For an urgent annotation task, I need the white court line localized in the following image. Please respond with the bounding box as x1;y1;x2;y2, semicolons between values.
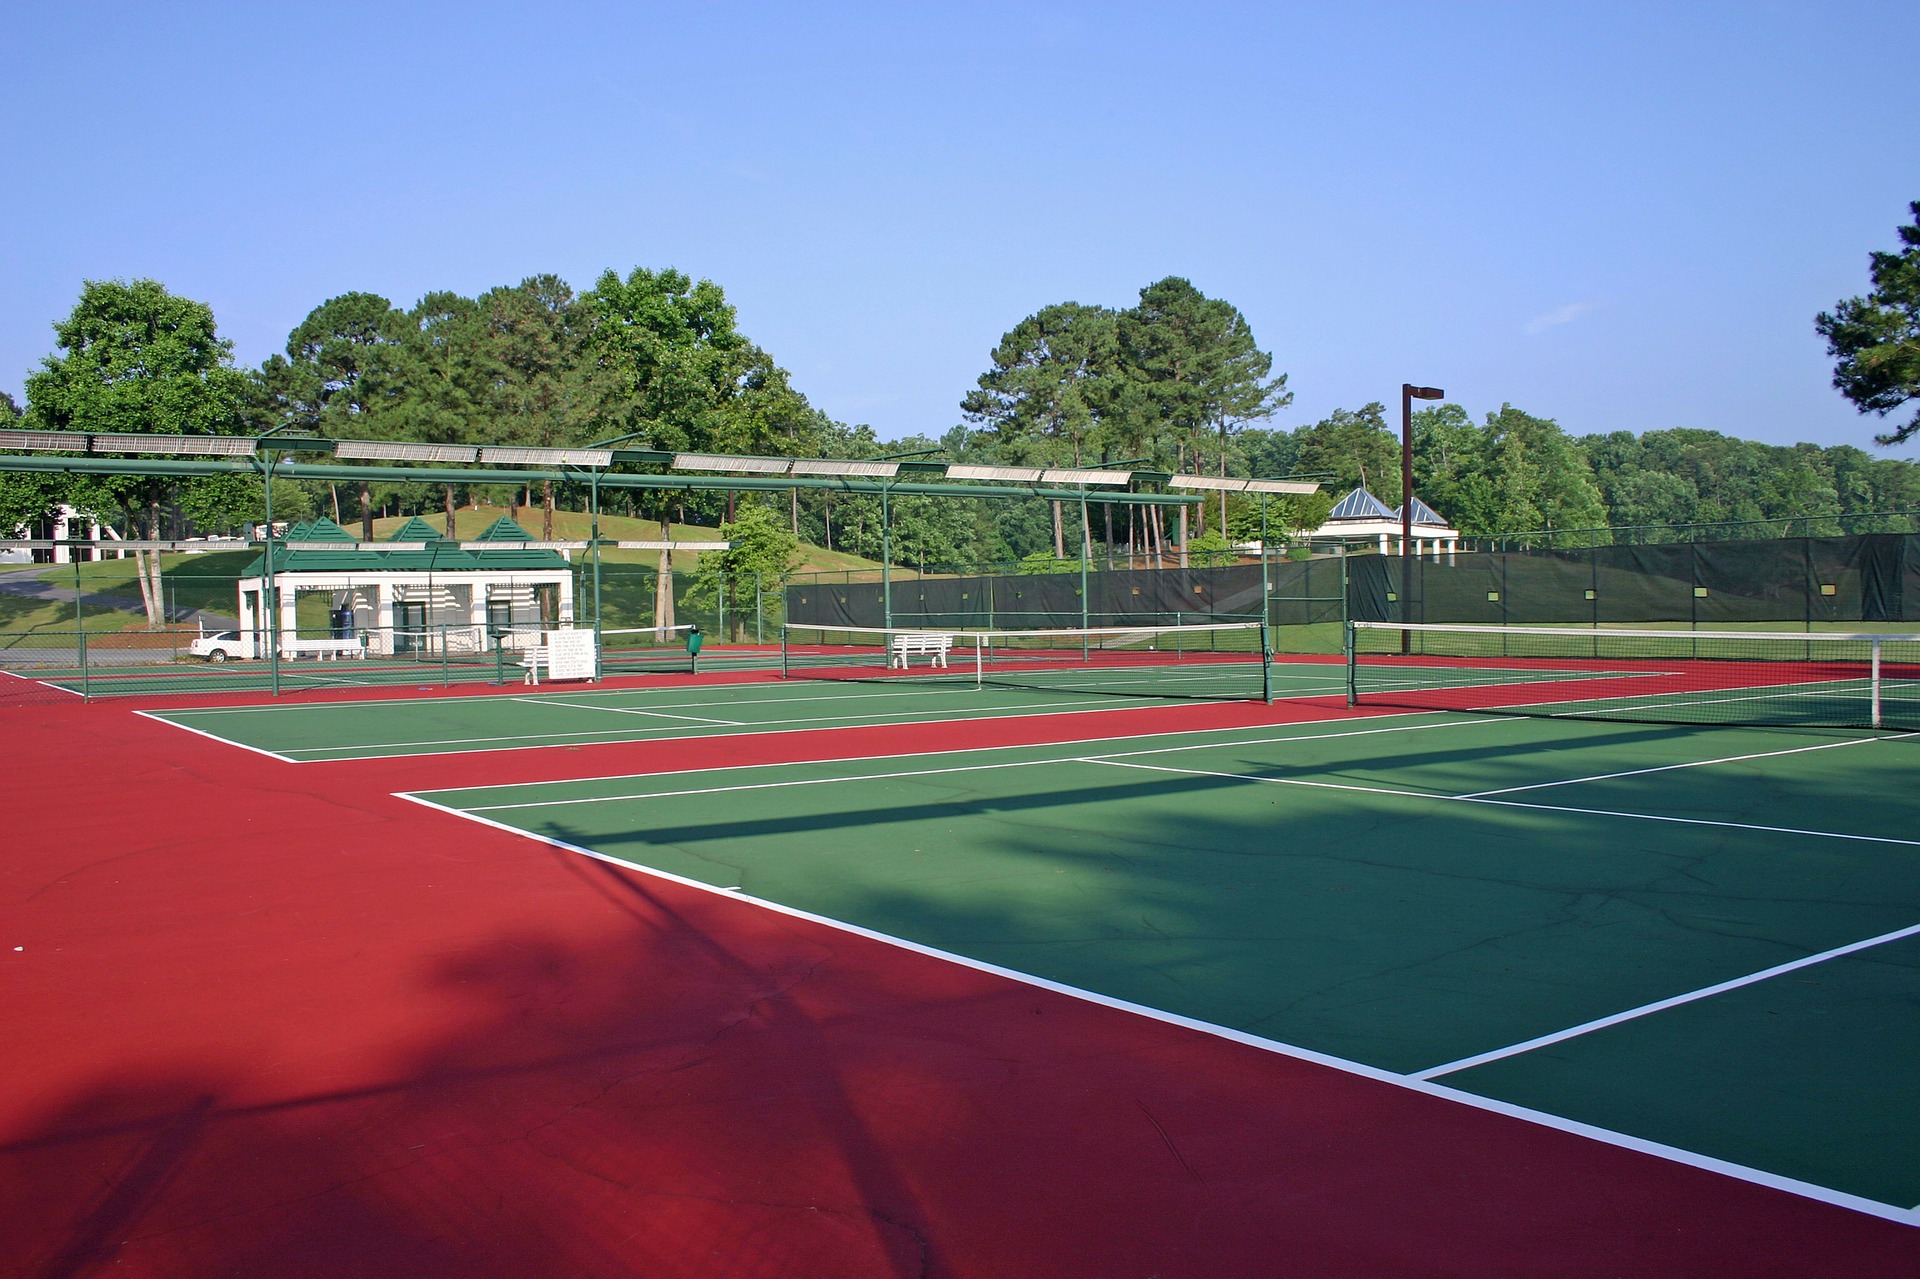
275;695;1187;759
454;716;1498;810
518;695;742;726
1081;758;1920;849
132;709;300;762
1411;919;1920;1081
466;755;1074;810
153;680;1003;718
0;667;85;698
395;787;1920;1227
1464;794;1920;848
1457;732;1914;797
1486;677;1888;720
1088;757;1439;802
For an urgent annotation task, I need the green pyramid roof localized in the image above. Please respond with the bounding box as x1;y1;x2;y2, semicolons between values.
286;517;354;543
470;515;538;542
239;511;569;576
387;516;444;542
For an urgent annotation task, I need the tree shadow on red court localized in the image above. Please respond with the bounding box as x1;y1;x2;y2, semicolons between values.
7;842;1920;1279
0;855;941;1278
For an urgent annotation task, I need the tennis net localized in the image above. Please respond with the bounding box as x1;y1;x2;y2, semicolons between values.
1348;622;1920;730
598;625;697;674
780;622;1272;701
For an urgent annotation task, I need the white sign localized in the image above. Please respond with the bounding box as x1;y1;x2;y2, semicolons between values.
544;628;597;682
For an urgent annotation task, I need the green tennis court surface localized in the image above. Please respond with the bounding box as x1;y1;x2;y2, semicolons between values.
410;714;1920;1218
140;659;1643;761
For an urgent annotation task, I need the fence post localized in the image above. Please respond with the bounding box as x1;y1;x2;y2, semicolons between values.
72;555;90;702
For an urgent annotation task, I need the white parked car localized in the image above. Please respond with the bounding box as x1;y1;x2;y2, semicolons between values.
188;630;253;662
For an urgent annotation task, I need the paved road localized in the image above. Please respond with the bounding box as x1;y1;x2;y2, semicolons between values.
0;565;238;628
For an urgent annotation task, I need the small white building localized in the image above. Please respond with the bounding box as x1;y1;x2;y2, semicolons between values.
233;516;576;657
5;504;128;563
1310;488;1461;559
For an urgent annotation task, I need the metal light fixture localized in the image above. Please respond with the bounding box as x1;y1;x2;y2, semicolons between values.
335;441;479;463
671;453;793;474
91;433;257;456
945;465;1045;482
478;447;614;467
1040;468;1133;486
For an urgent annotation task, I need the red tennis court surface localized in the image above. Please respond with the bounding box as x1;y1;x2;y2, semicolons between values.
5;692;1918;1277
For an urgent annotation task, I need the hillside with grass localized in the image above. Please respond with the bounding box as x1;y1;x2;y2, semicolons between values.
3;505;885;636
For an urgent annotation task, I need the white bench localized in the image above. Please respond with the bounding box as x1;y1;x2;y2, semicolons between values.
889;632;953;668
280;637;366;660
519;647;549;684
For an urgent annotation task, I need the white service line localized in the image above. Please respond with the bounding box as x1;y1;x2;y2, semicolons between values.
466;754;1072;810
1088;757;1439;802
1455;731;1912;797
1489;677;1881;719
151;677;990;717
1461;794;1920;848
1411;919;1920;1081
517;695;742;726
395;786;1920;1228
455;715;1495;809
278;694;1177;758
133;709;301;762
0;668;85;697
1081;757;1920;849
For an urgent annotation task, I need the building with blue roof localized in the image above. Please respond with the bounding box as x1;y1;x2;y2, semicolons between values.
1310;488;1461;558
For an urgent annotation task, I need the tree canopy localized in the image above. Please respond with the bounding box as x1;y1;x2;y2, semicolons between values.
1818;201;1920;445
21;278;254;621
12;266;1920;575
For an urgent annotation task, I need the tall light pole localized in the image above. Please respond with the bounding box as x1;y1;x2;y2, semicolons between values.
253;420;307;694
869;446;944;630
1401;384;1444;652
585;429;651;675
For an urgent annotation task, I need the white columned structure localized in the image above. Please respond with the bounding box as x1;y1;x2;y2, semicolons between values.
1312;489;1460;561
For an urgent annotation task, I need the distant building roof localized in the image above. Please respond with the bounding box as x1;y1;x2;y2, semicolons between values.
387;516;444;542
1325;488;1396;521
239;513;568;576
1394;496;1449;528
1311;487;1460;541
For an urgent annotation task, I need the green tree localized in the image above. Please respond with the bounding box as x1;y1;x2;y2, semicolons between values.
687;501;802;640
23;279;250;622
962;302;1120;557
1116;277;1290;545
0;391;61;533
578;267;759;630
1405;404;1607;543
1293;403;1399;504
389;289;486;537
1817;201;1920;445
470;277;593;538
1485;405;1609;541
176;474;313;534
280;291;410;537
1185;530;1238;567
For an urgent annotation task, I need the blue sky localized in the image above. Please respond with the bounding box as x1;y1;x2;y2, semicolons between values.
4;2;1916;454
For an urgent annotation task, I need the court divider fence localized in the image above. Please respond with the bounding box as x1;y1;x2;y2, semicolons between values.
8;531;1920;700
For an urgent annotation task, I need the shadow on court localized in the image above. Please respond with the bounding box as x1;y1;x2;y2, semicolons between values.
8;695;1920;1277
